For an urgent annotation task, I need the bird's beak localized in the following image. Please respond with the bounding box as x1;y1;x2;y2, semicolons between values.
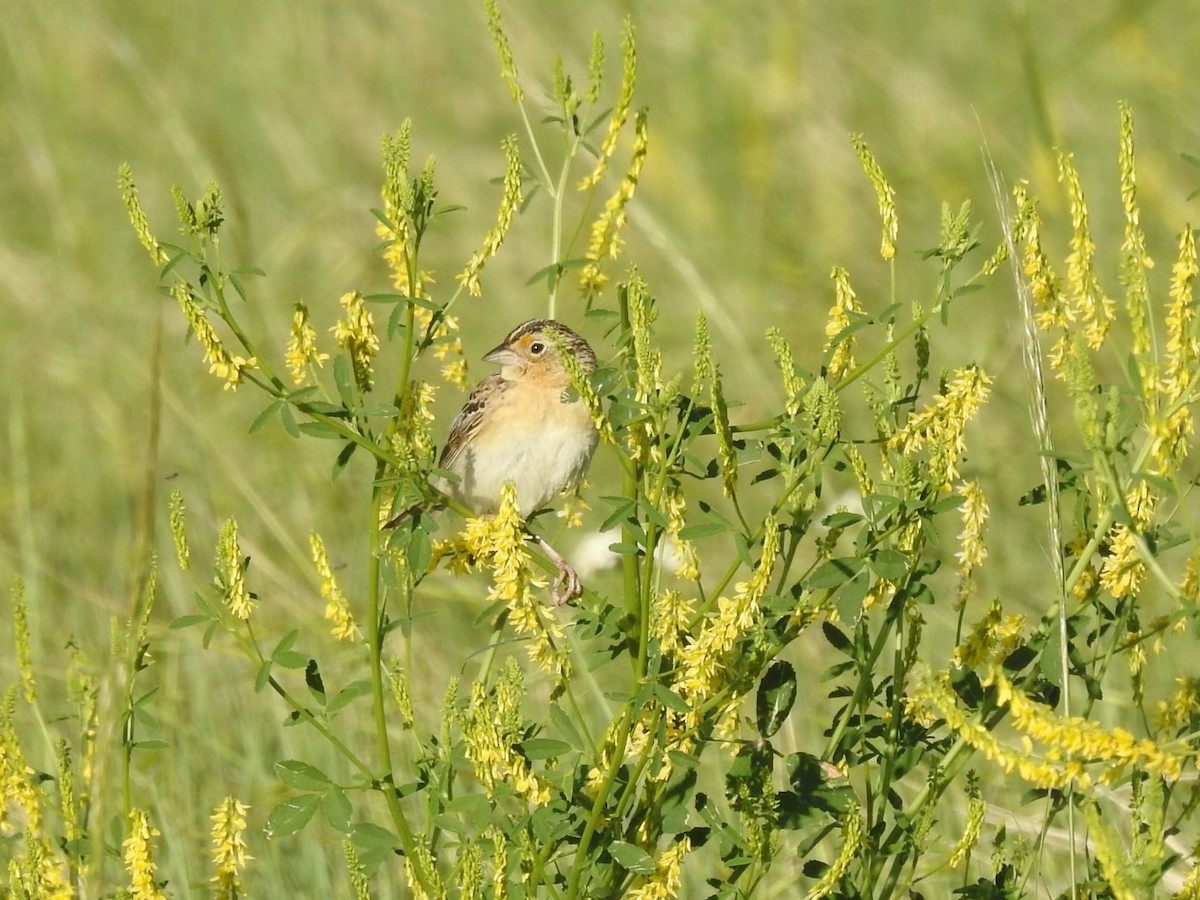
483;344;521;366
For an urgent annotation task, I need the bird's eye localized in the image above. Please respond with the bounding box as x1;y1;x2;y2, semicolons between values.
529;341;546;355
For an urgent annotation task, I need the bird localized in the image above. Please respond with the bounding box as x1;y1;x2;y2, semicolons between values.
433;318;599;603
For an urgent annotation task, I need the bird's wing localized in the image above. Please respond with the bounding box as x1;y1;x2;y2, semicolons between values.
438;374;509;469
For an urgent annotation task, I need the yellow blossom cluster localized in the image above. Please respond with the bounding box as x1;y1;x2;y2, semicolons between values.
285;302;330;385
123;809;166;900
332;291;380;392
580;109;649;297
459;135;522;298
447;483;566;678
887;365;993;492
673;519;779;729
216;517;254;620
851;135;898;261
309;533;357;641
952;600;1026;669
627;836;691;900
462;661;550;807
173;283;256;390
578;19;636;191
909;667;1185;792
211;796;252;898
824;266;863;382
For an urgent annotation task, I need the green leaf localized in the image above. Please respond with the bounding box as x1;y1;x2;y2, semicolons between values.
870;549;908;580
519;738;571;760
328;680;373;713
599;496;638;531
350;822;400;869
266;794;320;838
821;511;863;529
678;521;727;541
821;622;852;653
305;659;326;704
756;660;797;738
255;659;273;693
809;557;864;589
297;421;343;440
276;760;332;792
131;739;168;751
333;354;356;406
279;403;301;438
169;614;210;630
250;401;282;434
322;786;353;833
609;841;655;874
651;683;691;713
273;650;308;669
549;703;584;749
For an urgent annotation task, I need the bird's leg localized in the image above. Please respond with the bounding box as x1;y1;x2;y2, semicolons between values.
529;532;582;606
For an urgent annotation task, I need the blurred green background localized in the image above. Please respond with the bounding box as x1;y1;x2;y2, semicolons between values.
3;0;1200;892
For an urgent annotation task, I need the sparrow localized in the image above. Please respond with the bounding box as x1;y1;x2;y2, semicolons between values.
434;318;599;602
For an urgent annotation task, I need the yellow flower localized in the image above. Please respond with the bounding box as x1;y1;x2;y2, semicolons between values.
310;533;357;641
851;135;898;260
123;809;166;900
217;517;254;620
1099;525;1146;599
888;365;993;492
823;267;862;382
211;796;252;898
285;302;329;385
459;135;523;297
627;836;691;900
580;109;649;297
332;290;380;391
173;283;257;390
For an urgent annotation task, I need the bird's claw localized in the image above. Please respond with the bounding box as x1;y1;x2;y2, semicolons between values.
550;561;582;606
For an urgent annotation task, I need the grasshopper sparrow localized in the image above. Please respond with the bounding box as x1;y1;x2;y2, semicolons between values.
435;318;598;602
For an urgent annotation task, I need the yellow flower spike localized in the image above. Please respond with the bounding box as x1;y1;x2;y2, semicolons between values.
580;109;650;297
459;135;523;297
674;518;778;708
887;365;993;493
216;517;254;620
953;600;1026;669
211;796;252;899
118;164;166;265
168;489;189;571
10;577;34;703
1157;224;1199;469
766;327;805;419
628;836;691;900
332;290;380;392
172;283;256;390
1155;677;1200;733
309;533;357;641
0;689;41;835
123;809;166;900
1057;150;1117;350
691;311;713;392
285;303;330;385
851;135;898;260
483;0;522;103
1099;524;1146;599
711;365;737;498
1118;102;1154;360
954;480;990;607
824;266;863;382
804;802;864;900
579;18;637;191
948;773;985;869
